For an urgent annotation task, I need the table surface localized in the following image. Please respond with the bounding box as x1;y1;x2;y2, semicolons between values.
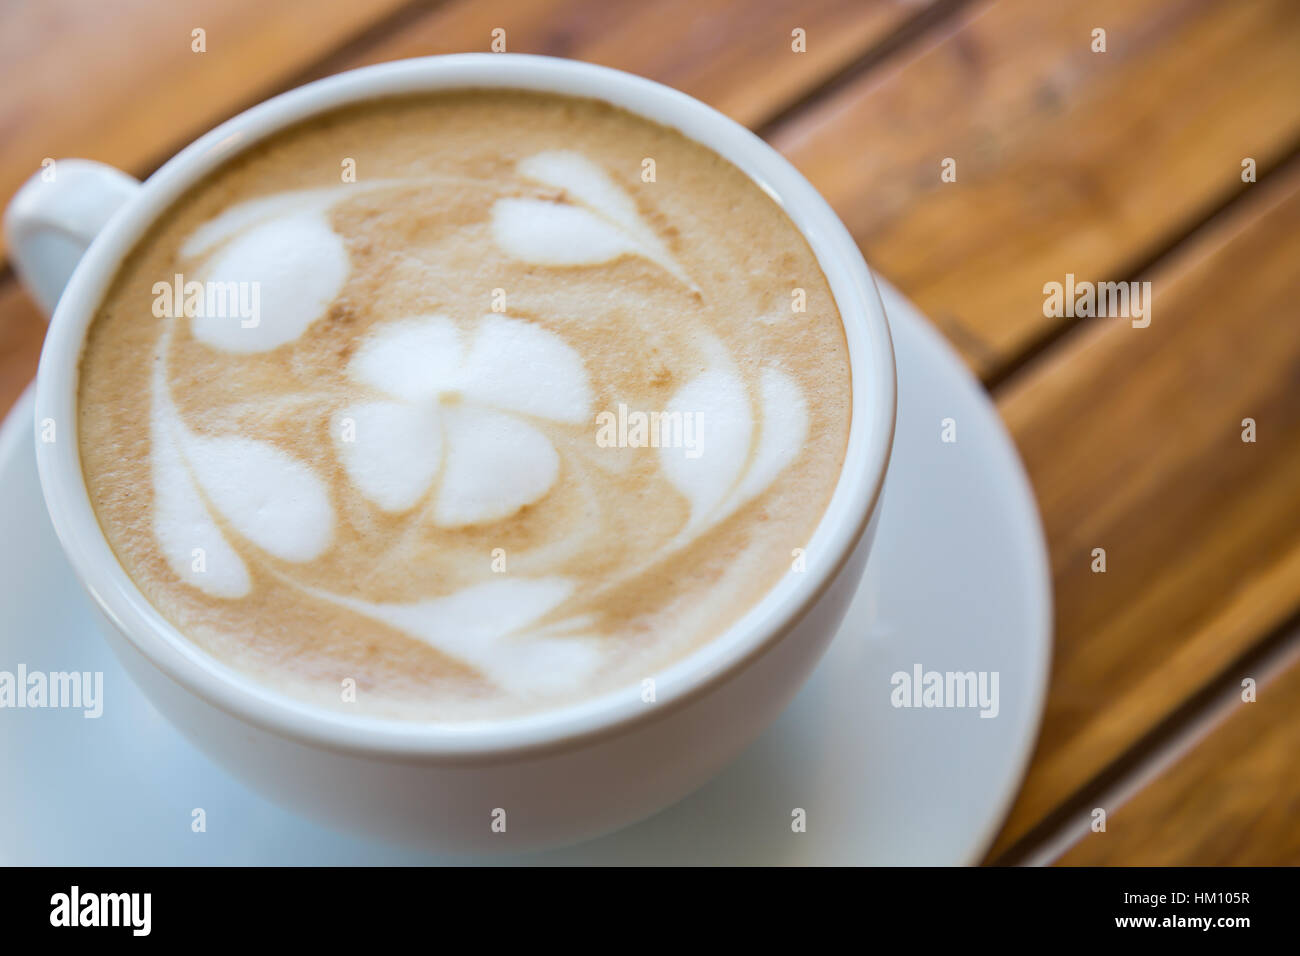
2;0;1297;865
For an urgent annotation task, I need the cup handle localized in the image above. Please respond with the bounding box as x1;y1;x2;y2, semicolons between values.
4;159;140;319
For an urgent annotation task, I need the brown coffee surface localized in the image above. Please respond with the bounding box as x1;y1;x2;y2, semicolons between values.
78;91;851;720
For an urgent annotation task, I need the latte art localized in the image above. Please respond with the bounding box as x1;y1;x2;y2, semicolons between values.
79;92;851;719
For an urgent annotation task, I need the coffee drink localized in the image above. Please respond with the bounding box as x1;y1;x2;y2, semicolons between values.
77;91;852;720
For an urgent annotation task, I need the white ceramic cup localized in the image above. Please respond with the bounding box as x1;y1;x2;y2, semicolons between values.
7;54;895;854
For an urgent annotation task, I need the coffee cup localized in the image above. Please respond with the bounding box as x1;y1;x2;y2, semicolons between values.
6;54;895;853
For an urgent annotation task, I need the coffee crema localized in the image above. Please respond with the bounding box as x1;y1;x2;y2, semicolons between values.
78;91;852;720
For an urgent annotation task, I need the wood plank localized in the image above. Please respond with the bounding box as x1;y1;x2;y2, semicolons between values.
1057;646;1300;864
316;0;934;129
0;282;44;419
768;0;1300;379
0;0;938;411
1;0;932;241
983;160;1300;860
6;1;1300;865
0;0;414;260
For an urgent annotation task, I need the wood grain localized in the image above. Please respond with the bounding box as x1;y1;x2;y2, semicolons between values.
768;0;1300;379
0;0;414;260
985;160;1300;860
0;0;935;402
0;282;44;418
0;0;932;244
313;0;937;129
2;0;1300;864
1057;646;1300;865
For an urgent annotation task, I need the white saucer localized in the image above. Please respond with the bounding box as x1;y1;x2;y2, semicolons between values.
0;281;1050;865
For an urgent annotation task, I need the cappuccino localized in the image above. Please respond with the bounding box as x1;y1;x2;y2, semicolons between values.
78;91;851;720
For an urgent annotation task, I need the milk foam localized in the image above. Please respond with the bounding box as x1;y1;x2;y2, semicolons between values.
150;377;252;599
192;212;348;353
335;314;591;523
80;93;849;719
150;331;335;595
304;577;601;695
147;152;812;695
492;150;692;285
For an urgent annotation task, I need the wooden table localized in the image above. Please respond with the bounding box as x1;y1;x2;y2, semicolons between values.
3;0;1297;865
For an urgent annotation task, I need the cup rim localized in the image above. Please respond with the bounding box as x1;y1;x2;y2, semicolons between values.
34;53;895;759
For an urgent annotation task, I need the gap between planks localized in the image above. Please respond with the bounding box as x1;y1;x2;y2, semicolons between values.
752;0;983;141
985;131;1300;395
997;614;1300;866
0;0;974;307
985;154;1300;864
